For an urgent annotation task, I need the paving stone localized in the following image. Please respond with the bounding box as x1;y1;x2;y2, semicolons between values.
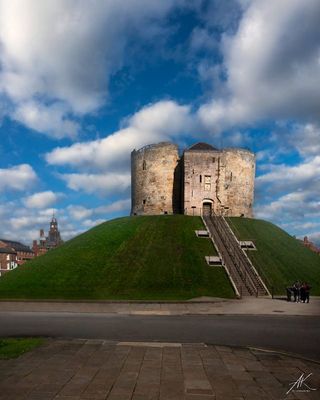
27;393;56;400
0;340;319;400
184;395;215;400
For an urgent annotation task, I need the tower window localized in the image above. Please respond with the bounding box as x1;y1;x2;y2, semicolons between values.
204;175;211;191
143;199;146;205
199;175;202;183
142;160;146;170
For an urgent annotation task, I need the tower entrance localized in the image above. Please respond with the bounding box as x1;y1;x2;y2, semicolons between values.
202;201;212;216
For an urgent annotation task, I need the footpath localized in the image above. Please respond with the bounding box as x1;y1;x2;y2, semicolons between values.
0;297;319;316
0;339;319;400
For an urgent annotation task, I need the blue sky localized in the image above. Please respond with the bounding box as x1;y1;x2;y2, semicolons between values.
0;0;320;245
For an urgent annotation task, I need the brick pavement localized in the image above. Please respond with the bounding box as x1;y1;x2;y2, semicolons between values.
0;339;319;400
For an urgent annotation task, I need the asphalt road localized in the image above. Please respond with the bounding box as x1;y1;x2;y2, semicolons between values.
0;312;319;360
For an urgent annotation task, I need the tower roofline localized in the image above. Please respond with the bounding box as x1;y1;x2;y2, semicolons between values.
184;142;219;152
132;142;177;154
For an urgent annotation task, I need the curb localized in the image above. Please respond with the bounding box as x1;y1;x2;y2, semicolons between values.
0;298;234;304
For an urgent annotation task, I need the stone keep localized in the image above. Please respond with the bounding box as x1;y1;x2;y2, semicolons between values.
131;142;180;215
131;142;255;217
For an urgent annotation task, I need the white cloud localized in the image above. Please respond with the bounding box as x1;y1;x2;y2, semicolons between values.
308;232;320;246
198;0;320;133
190;28;218;53
67;205;93;221
291;123;320;158
0;164;37;192
45;100;193;170
255;191;319;221
254;153;320;242
67;198;130;221
256;156;320;195
82;219;105;228
13;101;79;139
0;195;131;245
23;191;61;209
0;0;179;138
9;210;58;231
3;204;73;243
60;172;131;195
96;198;131;214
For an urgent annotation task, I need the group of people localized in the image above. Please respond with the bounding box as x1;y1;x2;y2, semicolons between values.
286;281;311;303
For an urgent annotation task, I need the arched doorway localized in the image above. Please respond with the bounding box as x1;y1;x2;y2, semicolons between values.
202;200;213;216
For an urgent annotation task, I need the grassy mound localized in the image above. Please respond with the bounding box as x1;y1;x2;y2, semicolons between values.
0;215;234;300
227;217;320;295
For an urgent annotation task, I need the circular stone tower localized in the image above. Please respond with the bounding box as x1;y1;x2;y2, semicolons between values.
223;148;255;217
131;142;180;215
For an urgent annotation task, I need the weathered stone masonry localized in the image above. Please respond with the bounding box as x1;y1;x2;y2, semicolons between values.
131;142;255;217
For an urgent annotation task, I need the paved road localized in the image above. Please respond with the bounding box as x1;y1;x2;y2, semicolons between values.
0;312;319;361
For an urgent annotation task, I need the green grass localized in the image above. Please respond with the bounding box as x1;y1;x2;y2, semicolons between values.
227;217;320;295
0;215;235;300
0;338;44;359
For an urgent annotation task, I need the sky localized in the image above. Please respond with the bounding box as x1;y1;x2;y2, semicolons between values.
0;0;320;246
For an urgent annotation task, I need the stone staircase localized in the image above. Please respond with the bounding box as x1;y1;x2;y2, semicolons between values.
203;215;270;297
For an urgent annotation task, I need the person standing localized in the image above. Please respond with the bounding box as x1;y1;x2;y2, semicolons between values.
292;281;300;302
300;283;306;303
286;286;293;302
304;282;311;303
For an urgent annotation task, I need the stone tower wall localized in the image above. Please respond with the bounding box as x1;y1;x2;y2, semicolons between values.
183;148;255;217
131;142;180;215
183;149;222;216
223;149;255;217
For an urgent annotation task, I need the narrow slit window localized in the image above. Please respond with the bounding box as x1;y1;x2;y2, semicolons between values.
200;175;202;183
142;160;146;170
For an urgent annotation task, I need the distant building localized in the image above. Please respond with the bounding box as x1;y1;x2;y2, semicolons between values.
0;247;17;277
33;216;63;256
0;239;34;276
301;236;320;255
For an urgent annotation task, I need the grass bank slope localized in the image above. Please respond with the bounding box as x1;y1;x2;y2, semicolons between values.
227;217;320;295
0;215;234;300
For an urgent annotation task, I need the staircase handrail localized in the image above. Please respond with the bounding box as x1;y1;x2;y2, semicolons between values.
209;215;259;295
223;217;271;296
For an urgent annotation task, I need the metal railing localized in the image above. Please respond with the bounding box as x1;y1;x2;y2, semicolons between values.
204;216;251;296
225;217;273;296
205;211;270;296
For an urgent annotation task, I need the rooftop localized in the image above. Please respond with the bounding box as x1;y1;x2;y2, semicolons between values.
0;239;33;253
0;246;17;254
185;142;218;152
